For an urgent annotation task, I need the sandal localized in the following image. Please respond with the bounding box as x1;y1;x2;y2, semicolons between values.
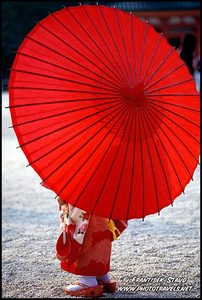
97;280;117;293
64;281;103;297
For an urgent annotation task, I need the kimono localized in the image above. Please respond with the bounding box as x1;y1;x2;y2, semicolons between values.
58;202;128;276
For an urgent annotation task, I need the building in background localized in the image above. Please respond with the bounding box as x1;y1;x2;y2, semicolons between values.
108;2;200;55
2;1;200;89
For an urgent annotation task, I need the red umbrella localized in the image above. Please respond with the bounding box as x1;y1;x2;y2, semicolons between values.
8;4;200;221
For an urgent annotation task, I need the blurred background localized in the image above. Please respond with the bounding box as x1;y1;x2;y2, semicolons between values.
2;1;200;91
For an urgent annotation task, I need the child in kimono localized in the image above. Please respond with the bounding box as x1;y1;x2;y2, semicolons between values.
57;196;128;297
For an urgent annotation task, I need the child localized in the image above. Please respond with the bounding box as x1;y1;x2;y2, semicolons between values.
57;196;128;297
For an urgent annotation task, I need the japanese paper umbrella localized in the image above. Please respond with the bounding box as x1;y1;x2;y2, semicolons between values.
8;4;200;221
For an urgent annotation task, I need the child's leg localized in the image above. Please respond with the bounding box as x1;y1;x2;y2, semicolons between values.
96;273;110;282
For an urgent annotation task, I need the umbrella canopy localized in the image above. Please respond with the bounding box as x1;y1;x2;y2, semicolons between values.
8;4;200;220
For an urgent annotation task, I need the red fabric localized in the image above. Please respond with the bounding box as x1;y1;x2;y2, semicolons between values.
61;215;112;276
9;5;200;220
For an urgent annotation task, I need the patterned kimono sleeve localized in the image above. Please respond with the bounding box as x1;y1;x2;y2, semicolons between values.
68;205;91;245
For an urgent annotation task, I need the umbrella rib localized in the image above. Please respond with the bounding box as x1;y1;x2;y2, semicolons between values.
130;12;137;84
150;105;198;180
147;101;199;128
141;33;162;83
57;106;130;204
80;6;127;84
114;7;133;87
125;110;137;220
147;103;199;165
148;93;199;97
8;85;118;95
139;108;160;214
88;110;133;217
144;63;185;92
147;101;199;143
150;103;198;176
146;97;200;112
29;102;127;169
138;21;148;83
145;78;194;94
49;11;125;88
144;48;175;88
143;107;185;194
42;101;129;187
24;35;120;90
108;108;134;221
141;106;173;205
11;98;123;128
14;51;120;91
7;96;121;109
97;5;131;86
5;96;120;109
36;21;123;89
147;101;199;144
16;100;125;148
73;109;127;212
10;68;119;94
137;109;145;221
65;6;127;87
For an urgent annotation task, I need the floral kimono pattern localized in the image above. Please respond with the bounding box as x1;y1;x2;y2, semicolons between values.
58;201;128;276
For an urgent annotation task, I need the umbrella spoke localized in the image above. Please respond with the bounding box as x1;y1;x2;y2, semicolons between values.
141;106;173;206
51;105;130;197
36;102;127;172
126;110;137;220
143;107;185;194
147;104;199;178
70;108;131;210
141;33;162;83
108;108;134;221
7;96;121;109
137;109;145;220
49;11;125;89
10;98;123;128
146;97;200;112
145;78;193;94
130;12;137;84
37;21;123;90
24;35;121;90
14;51;121;91
139;108;160;215
146;103;199;164
97;5;131;87
89;110;133;217
144;63;185;92
147;101;199;144
144;48;175;88
9;85;119;96
148;101;199;128
10;68;119;94
137;21;148;83
16;100;126;148
114;7;134;87
72;5;128;87
147;93;199;97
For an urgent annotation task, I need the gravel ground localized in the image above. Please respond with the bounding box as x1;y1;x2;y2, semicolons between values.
2;91;200;299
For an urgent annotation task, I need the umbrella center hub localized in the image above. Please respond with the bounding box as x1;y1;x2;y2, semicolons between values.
121;83;147;108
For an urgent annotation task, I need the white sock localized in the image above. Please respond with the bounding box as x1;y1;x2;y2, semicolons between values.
96;273;110;282
66;276;97;291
